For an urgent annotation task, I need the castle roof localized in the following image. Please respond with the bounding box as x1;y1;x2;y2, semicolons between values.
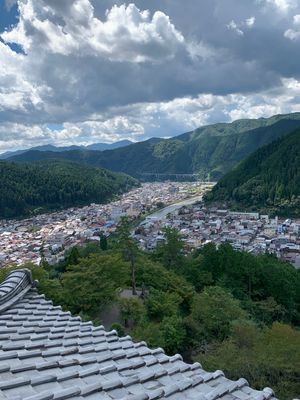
0;269;276;400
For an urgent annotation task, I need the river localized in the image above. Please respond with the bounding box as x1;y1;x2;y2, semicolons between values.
146;194;203;221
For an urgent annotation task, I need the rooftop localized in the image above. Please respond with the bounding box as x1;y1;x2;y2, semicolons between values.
0;269;276;400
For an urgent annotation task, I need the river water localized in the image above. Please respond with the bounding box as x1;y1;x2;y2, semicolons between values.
146;195;203;221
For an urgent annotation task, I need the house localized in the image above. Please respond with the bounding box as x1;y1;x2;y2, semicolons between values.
0;269;276;400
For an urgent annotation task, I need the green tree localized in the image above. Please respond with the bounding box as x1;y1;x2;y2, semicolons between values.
146;289;182;320
66;246;80;266
136;257;194;312
120;298;146;328
197;322;300;400
156;227;184;271
100;234;108;251
160;315;186;354
110;322;125;337
118;216;139;295
188;286;247;344
61;253;129;316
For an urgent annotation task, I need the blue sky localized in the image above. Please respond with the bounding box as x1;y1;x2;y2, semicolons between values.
0;0;300;152
0;2;18;32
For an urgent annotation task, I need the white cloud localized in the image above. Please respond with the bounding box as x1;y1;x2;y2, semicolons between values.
1;77;300;152
1;0;300;153
128;77;300;133
246;17;256;27
226;17;255;36
227;20;244;36
2;1;187;63
0;115;145;152
262;0;297;13
284;13;300;39
0;41;47;114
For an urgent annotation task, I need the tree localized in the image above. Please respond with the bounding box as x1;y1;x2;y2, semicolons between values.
118;216;139;295
61;253;129;316
110;322;125;337
120;298;146;328
100;234;108;251
146;289;182;320
188;286;247;343
135;257;195;312
196;323;300;400
66;246;80;266
156;227;184;271
160;315;186;354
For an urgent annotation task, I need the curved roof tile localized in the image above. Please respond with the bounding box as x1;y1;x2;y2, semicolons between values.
0;269;277;400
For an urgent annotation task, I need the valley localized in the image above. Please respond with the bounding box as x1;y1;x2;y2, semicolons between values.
7;113;300;180
0;182;210;267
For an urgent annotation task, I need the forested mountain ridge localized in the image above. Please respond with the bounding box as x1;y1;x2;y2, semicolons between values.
0;140;133;160
205;128;300;216
8;113;300;180
0;160;139;219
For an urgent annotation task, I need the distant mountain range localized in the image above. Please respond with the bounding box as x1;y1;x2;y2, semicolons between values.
0;159;138;219
0;140;133;160
205;128;300;216
7;113;300;181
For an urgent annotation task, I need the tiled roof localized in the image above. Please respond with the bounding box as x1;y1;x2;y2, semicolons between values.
0;269;276;400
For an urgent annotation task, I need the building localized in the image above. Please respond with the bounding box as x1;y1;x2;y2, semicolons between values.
0;269;276;400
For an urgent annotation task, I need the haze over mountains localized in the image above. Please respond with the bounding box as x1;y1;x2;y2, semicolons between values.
8;113;300;180
0;140;133;160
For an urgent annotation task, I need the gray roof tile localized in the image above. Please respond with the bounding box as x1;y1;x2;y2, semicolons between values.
0;269;277;400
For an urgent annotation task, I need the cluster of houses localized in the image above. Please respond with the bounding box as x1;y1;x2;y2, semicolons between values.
3;181;298;270
134;205;300;269
0;182;205;267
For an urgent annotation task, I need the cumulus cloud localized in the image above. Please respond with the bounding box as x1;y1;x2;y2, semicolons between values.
284;14;300;39
0;0;300;152
2;76;300;152
141;77;300;130
2;1;187;63
0;41;47;114
0;116;144;152
262;0;297;13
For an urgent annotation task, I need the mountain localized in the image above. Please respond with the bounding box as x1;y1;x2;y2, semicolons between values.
0;160;139;219
86;140;133;151
8;113;300;180
0;140;133;160
205;129;300;216
0;145;81;159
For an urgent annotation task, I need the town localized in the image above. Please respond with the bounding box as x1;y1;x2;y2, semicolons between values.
1;181;300;269
0;182;209;267
134;204;300;269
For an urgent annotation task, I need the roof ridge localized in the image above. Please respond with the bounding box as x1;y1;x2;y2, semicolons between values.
0;269;35;313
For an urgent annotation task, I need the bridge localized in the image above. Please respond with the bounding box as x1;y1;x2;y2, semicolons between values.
137;172;215;183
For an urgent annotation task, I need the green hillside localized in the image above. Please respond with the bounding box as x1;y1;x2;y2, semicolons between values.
205;129;300;216
9;113;300;180
0;160;139;219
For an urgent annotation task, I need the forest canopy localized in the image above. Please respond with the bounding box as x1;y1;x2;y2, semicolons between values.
1;226;300;399
0;160;139;219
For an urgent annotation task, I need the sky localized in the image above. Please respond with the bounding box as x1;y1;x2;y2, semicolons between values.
1;0;300;151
